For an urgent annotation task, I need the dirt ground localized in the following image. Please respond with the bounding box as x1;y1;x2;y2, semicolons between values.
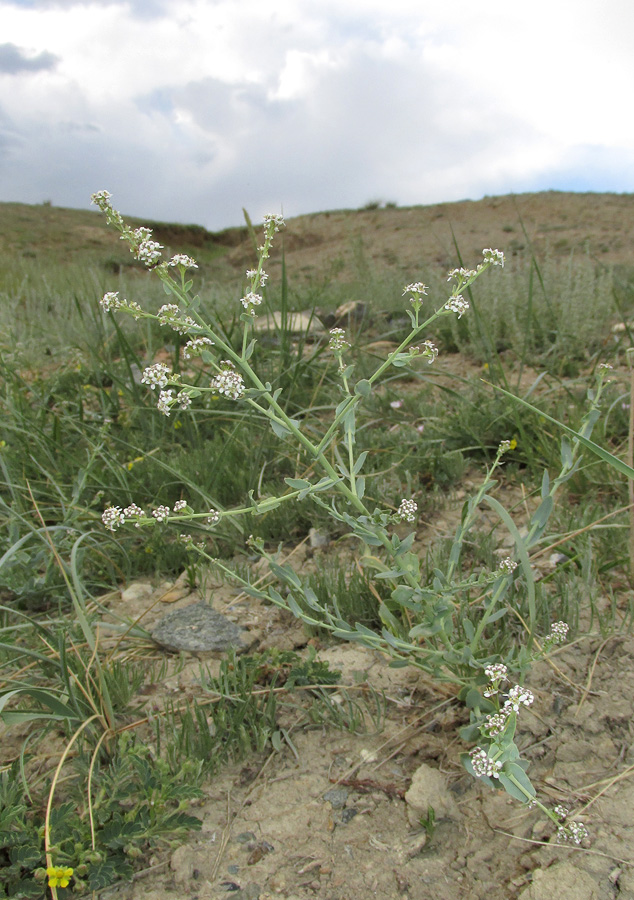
97;483;634;900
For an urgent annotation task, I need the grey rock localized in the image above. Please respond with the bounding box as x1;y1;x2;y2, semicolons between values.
150;602;249;655
323;787;348;809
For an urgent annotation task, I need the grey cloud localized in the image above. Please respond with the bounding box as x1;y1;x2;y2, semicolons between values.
0;43;59;74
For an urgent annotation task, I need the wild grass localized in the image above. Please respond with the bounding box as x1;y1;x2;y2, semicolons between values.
1;199;633;896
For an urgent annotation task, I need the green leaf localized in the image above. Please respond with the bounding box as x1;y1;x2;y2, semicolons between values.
482;494;536;635
352;451;368;475
270;419;292;439
491;384;634;480
498;762;536;802
284;477;312;492
354;379;372;398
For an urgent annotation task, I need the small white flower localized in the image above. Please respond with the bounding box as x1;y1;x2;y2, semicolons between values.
329;328;350;352
102;506;125;531
157;389;174;416
421;340;438;364
141;363;171;390
482;248;505;267
504;684;534;712
168;254;198;269
210;361;245;400
444;295;469;318
246;268;268;285
173;500;188;512
136;237;163;266
158;303;180;321
240;291;263;311
207;508;220;526
123;503;144;519
402;282;428;296
447;266;477;283
497;557;517;576
183;336;214;359
484;663;508;683
482;710;510;737
91;190;112;210
548;621;569;644
396;498;417;523
100;291;122;312
557;821;589;845
470;747;502;779
263;213;285;232
152;505;171;523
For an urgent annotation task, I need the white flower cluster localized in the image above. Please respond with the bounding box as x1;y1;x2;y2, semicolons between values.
444;295;469;318
210;361;245;400
101;291;122;312
482;248;505;267
505;684;534;712
91;189;112;210
469;747;503;779
102;506;126;531
403;282;428;296
183;336;214;359
496;557;517;576
263;213;285;233
131;226;163;267
548;621;569;643
156;389;191;417
420;340;438;364
328;328;350;352
207;508;220;526
554;808;589;845
141;363;170;391
482;712;509;737
484;663;508;683
396;498;418;523
157;304;197;334
447;266;478;283
152;505;171;523
99;292;142;317
246;268;269;285
168;254;198;269
102;503;145;530
173;500;188;512
240;291;263;315
541;620;570;653
258;214;285;258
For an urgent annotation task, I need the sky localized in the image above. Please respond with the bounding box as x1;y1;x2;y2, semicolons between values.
0;0;633;230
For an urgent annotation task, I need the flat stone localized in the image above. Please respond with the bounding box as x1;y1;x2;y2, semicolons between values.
150;602;249;655
257;310;324;334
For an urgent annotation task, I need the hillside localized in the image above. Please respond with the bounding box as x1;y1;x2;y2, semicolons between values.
1;191;633;285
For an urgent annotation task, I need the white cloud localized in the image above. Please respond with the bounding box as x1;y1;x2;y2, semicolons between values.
0;0;632;227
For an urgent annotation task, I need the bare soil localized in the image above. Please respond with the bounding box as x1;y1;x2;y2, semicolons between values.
97;482;634;900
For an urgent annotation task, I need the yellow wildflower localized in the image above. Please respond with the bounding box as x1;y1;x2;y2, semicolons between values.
46;866;73;889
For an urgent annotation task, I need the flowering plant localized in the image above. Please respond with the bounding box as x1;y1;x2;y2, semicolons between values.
92;190;597;842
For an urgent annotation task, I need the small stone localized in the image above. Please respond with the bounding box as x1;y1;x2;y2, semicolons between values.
121;581;153;603
308;527;330;549
236;832;257;844
404;763;460;827
340;807;359;824
323;787;348;809
150;602;249;655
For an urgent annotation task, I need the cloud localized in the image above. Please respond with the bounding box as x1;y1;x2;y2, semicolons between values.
0;42;58;74
0;0;632;227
